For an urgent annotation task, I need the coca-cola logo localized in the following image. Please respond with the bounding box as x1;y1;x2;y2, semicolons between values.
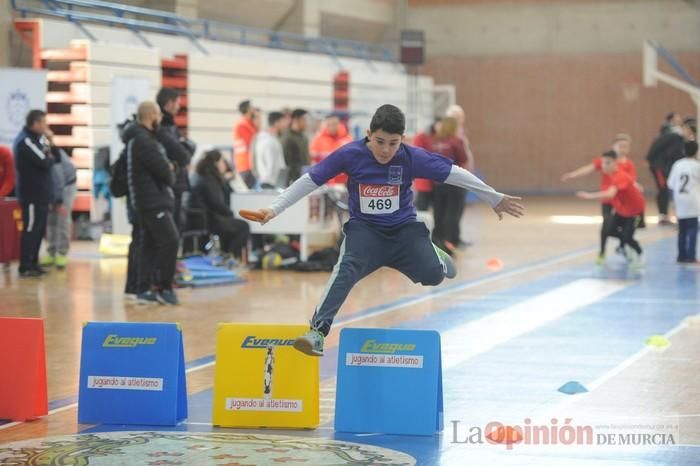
360;184;398;197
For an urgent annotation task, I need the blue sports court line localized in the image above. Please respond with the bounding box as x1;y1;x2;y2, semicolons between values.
2;241;599;427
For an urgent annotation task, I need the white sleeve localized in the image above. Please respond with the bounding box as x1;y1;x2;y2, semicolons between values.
269;173;320;215
444;165;504;207
276;140;287;169
256;140;273;182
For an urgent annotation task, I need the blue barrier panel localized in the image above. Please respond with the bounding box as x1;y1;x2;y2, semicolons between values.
78;322;187;425
335;328;443;435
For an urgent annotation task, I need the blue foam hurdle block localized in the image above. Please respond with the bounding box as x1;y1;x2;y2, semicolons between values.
558;380;589;395
186;276;245;287
78;322;187;425
335;328;443;436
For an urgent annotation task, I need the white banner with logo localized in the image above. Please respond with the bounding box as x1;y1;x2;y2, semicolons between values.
110;77;150;235
0;68;47;146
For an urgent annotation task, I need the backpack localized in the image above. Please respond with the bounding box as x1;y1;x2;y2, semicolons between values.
108;117;137;198
289;247;339;272
108;146;128;198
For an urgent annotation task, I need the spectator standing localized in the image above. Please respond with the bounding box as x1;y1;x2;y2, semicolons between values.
254;111;287;189
310;114;352;185
13;110;61;277
232;100;259;188
41;148;76;269
281;108;310;185
646;117;695;224
445;104;475;172
430;117;468;254
156;88;194;229
126;101;179;305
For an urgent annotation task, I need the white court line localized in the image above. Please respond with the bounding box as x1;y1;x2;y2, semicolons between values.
0;422;21;431
0;246;599;431
441;279;629;370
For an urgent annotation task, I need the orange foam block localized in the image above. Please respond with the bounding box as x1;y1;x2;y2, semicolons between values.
0;317;48;421
486;425;523;444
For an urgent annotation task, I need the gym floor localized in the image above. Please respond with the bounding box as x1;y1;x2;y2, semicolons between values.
1;197;699;465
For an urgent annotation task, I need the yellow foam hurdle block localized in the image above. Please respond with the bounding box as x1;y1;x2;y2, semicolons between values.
98;233;131;257
212;323;319;429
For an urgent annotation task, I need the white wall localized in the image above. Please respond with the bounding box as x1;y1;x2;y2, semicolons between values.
407;0;700;56
36;17;436;142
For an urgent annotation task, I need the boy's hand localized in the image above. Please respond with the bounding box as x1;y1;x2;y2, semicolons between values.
239;208;276;225
493;195;524;220
561;173;573;182
576;191;593;200
259;208;275;225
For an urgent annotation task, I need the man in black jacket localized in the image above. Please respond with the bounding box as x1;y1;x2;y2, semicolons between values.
12;110;61;277
281;108;310;186
126;101;179;305
646;117;696;224
156;88;194;230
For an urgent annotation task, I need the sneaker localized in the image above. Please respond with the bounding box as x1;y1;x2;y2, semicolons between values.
293;328;325;356
158;289;179;306
629;251;645;268
124;293;138;302
432;243;456;279
595;254;605;266
19;269;43;278
39;256;55;267
137;291;161;305
55;255;67;269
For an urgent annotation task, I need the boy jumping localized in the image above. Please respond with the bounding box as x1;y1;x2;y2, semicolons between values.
247;105;524;356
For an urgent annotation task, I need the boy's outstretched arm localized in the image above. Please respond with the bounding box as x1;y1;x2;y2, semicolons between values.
561;163;595;182
250;173;321;224
444;165;525;220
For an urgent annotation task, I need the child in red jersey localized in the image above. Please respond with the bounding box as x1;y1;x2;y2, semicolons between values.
562;134;640;257
576;150;646;267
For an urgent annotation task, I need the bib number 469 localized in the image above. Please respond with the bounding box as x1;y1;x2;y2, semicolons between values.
367;199;392;210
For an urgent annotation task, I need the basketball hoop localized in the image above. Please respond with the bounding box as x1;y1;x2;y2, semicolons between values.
621;77;641;103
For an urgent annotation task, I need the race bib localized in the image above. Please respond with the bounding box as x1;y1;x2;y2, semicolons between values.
359;184;400;215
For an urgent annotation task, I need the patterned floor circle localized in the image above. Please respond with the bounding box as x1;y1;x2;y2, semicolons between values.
0;431;416;465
